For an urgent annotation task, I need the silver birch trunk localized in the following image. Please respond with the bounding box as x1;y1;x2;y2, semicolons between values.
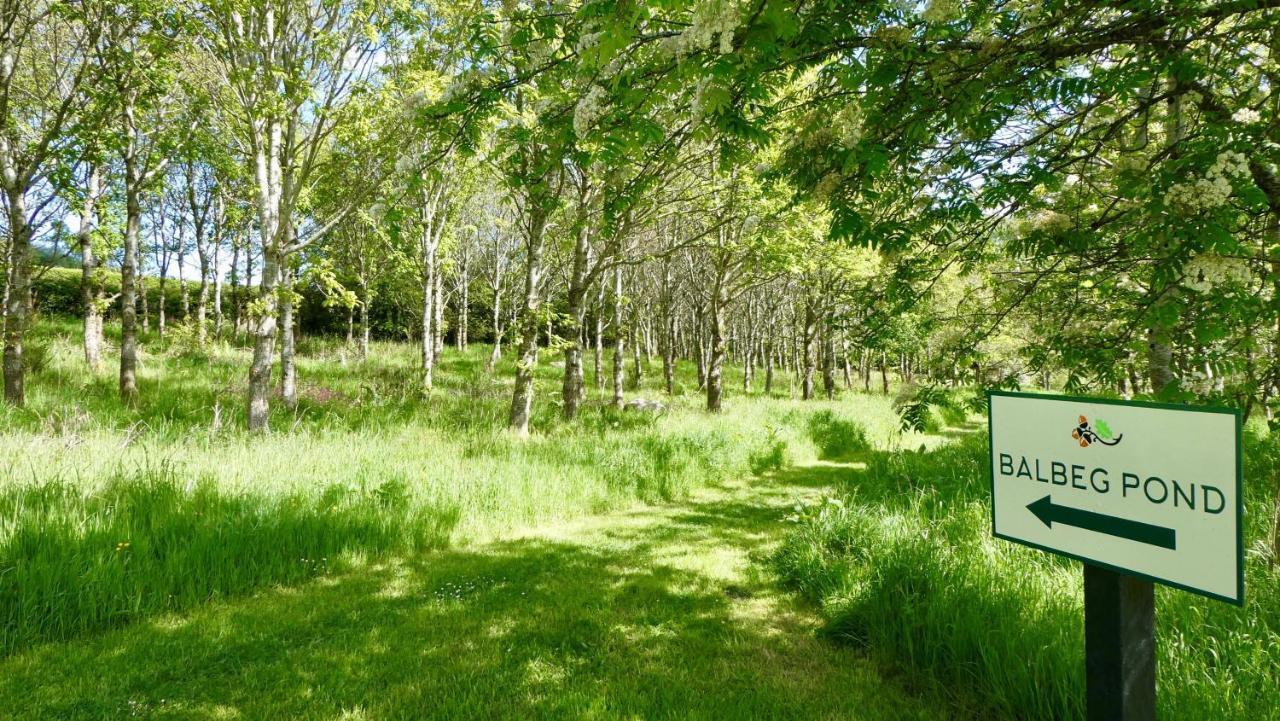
80;164;104;370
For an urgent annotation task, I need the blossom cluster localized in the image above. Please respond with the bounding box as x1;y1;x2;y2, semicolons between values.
665;0;740;58
1181;368;1223;397
1232;108;1261;124
922;0;961;23
690;76;716;123
1182;252;1252;293
1014;209;1072;237
1165;151;1250;213
835;105;864;150
573;85;609;138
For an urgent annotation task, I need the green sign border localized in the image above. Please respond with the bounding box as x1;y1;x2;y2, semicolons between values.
986;389;1244;606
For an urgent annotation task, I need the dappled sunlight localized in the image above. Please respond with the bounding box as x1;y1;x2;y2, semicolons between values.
0;468;950;721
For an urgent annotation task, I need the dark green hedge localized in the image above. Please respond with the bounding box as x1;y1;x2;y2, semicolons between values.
31;267;252;323
27;265;500;343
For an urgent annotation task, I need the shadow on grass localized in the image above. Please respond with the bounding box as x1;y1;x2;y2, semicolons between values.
0;473;460;657
1;519;943;720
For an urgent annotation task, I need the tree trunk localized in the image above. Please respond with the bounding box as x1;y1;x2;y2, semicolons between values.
243;241;254;338
137;240;150;335
433;262;445;364
80;164;104;371
611;266;625;407
157;275;167;340
662;311;676;396
212;236;222;338
593;281;605;390
508;201;549;437
822;322;836;400
764;341;774;394
421;243;436;392
227;240;240;340
279;265;297;409
706;289;727;413
561;228;591;420
1147;83;1185;397
880;351;889;395
841;337;853;389
457;253;469;351
359;280;371;359
630;310;643;391
177;247;189;320
247;246;281;432
801;300;816;400
489;281;503;368
695;318;707;390
119;167;143;403
195;255;210;347
2;189;30;405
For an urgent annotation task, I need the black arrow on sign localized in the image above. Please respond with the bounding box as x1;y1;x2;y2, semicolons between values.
1027;495;1177;550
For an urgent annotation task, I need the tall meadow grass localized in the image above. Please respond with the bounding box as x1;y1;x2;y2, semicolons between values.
774;430;1280;720
0;318;857;655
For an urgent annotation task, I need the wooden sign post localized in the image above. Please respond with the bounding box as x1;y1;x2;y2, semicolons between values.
988;391;1242;719
1084;566;1154;721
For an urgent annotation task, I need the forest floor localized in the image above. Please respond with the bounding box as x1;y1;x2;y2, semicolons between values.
0;463;954;721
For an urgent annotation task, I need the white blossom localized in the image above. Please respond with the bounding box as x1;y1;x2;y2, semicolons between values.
575;31;601;55
1017;210;1072;236
669;0;740;58
1231;108;1261;124
1182;253;1252;293
1165;151;1250;213
922;0;960;23
573;85;608;139
835;106;863;149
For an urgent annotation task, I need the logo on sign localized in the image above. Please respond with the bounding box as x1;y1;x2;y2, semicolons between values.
1072;415;1122;448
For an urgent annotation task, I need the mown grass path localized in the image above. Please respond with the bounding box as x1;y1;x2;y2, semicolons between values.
1;469;950;720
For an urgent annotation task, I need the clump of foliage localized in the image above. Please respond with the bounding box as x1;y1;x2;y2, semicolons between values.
893;385;979;433
774;435;1280;720
806;410;871;460
748;426;790;475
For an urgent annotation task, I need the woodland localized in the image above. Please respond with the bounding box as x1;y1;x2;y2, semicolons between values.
2;1;1280;719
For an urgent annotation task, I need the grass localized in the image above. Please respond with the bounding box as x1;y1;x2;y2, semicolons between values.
0;317;921;661
772;428;1280;720
0;474;960;721
10;315;1278;719
0;316;952;718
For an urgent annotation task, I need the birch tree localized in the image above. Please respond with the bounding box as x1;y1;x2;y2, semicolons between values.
0;0;102;404
203;0;383;430
94;0;184;402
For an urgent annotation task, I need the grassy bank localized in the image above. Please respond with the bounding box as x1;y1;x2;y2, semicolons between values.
773;428;1280;720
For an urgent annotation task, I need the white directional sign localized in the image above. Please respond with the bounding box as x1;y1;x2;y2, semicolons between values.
988;391;1242;604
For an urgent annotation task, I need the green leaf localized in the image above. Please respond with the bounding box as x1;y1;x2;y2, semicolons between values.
1095;419;1112;440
